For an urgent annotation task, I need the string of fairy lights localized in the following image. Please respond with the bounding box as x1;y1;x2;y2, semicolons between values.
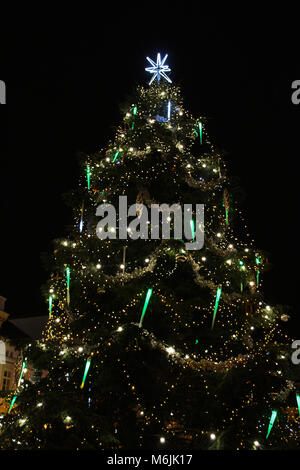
2;73;299;450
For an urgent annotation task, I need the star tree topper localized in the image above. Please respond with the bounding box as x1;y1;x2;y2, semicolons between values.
145;53;172;85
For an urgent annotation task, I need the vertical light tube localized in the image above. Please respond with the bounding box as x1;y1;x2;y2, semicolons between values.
139;288;153;328
18;361;26;387
211;287;222;329
49;295;53;318
198;122;203;144
167;100;171;121
266;410;277;439
86;165;91;190
80;358;92;389
66;267;70;306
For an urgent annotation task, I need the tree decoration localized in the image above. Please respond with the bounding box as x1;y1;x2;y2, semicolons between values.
112;151;120;163
211;286;222;329
79;201;84;233
167;100;171;121
255;255;261;287
223;188;230;226
122;246;127;273
80;358;92;389
86;165;91;190
198;121;203;145
280;314;290;322
8;395;18;414
66;266;70;306
138;288;153;328
266;410;278;439
48;295;53;318
145;53;172;85
176;253;187;262
190;218;195;241
17;361;27;387
296;393;300;416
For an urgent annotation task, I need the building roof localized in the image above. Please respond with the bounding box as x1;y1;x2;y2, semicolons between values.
0;295;48;340
8;316;48;340
0;319;31;339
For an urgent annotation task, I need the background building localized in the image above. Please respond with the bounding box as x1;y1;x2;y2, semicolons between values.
0;295;48;414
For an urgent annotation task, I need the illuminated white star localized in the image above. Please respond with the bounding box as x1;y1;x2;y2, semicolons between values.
145;53;172;85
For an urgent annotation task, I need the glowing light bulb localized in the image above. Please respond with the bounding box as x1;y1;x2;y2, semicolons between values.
166;346;175;355
210;433;216;440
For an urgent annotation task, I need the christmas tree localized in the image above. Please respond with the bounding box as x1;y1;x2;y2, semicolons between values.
0;53;299;451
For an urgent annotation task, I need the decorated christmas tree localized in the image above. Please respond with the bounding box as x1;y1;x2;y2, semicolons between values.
0;54;299;451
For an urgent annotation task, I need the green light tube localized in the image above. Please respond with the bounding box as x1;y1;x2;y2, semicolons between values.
66;267;70;305
266;410;277;439
80;358;92;389
18;361;26;387
190;219;195;240
211;287;222;329
66;267;70;289
225;208;229;225
8;395;18;414
112;151;120;163
139;288;153;328
86;165;91;189
255;257;261;286
49;295;53;318
133;106;137;115
198;122;203;144
296;393;300;416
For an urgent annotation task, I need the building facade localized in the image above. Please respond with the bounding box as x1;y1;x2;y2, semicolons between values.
0;295;48;414
0;296;20;413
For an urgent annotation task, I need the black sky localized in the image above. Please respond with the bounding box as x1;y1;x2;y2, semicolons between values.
0;15;299;331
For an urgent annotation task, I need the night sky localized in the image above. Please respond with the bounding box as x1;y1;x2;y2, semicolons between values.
0;16;299;333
